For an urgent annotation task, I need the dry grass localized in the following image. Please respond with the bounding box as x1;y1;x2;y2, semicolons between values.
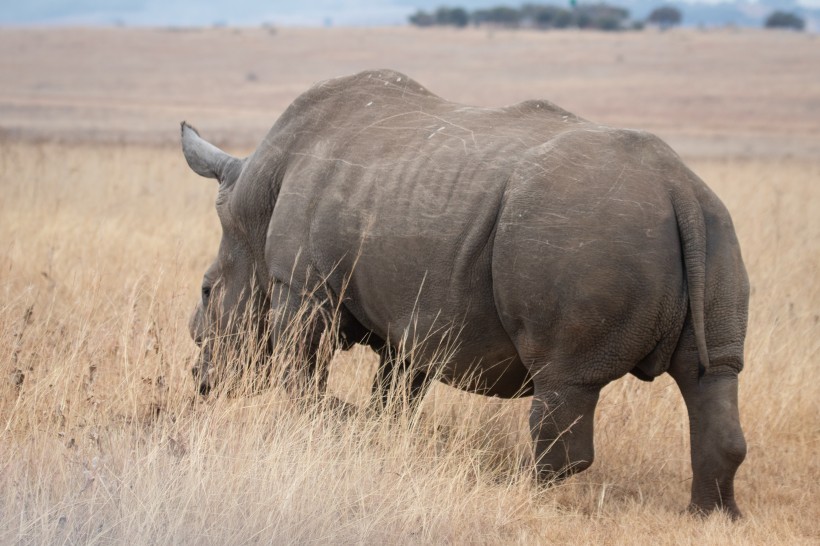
1;138;818;543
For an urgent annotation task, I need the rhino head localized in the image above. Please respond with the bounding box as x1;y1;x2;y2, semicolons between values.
181;122;269;395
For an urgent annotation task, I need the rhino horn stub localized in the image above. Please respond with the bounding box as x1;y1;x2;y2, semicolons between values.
180;121;240;184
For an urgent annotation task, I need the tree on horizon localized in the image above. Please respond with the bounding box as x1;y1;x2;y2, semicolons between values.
764;10;805;30
648;5;683;29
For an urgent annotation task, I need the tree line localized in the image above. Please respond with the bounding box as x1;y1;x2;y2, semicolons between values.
409;4;637;31
409;3;807;31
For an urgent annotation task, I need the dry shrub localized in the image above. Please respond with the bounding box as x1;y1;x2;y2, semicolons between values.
1;142;818;543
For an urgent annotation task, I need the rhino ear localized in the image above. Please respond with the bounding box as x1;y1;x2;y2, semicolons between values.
180;121;240;183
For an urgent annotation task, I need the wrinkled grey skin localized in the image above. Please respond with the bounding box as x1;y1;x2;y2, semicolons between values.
183;70;749;518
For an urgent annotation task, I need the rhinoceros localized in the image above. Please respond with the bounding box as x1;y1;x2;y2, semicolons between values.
182;69;749;518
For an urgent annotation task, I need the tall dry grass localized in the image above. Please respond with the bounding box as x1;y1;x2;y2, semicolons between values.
1;141;818;543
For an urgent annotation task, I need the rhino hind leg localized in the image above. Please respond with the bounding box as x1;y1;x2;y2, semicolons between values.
528;379;601;482
669;352;746;519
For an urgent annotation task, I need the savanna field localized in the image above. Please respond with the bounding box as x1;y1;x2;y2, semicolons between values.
1;28;818;543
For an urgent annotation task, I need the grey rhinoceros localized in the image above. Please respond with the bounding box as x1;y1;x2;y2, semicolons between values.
182;69;749;518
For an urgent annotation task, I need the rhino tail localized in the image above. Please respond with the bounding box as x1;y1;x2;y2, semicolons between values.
671;185;710;377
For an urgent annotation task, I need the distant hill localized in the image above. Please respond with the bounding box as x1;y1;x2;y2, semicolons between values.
2;0;818;30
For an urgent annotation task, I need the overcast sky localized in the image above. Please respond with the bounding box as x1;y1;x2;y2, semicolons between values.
2;0;818;26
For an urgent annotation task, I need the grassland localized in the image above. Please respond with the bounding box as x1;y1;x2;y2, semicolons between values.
1;27;818;544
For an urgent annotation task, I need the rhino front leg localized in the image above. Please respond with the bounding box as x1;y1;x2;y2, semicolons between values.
529;382;600;482
268;281;333;397
671;366;746;519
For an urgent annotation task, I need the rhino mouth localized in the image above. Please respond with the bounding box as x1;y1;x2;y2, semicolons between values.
192;346;212;396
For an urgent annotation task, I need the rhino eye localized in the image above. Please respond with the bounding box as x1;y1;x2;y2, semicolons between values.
201;285;212;302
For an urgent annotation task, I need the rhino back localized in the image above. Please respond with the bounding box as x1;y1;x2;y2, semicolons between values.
266;69;585;285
